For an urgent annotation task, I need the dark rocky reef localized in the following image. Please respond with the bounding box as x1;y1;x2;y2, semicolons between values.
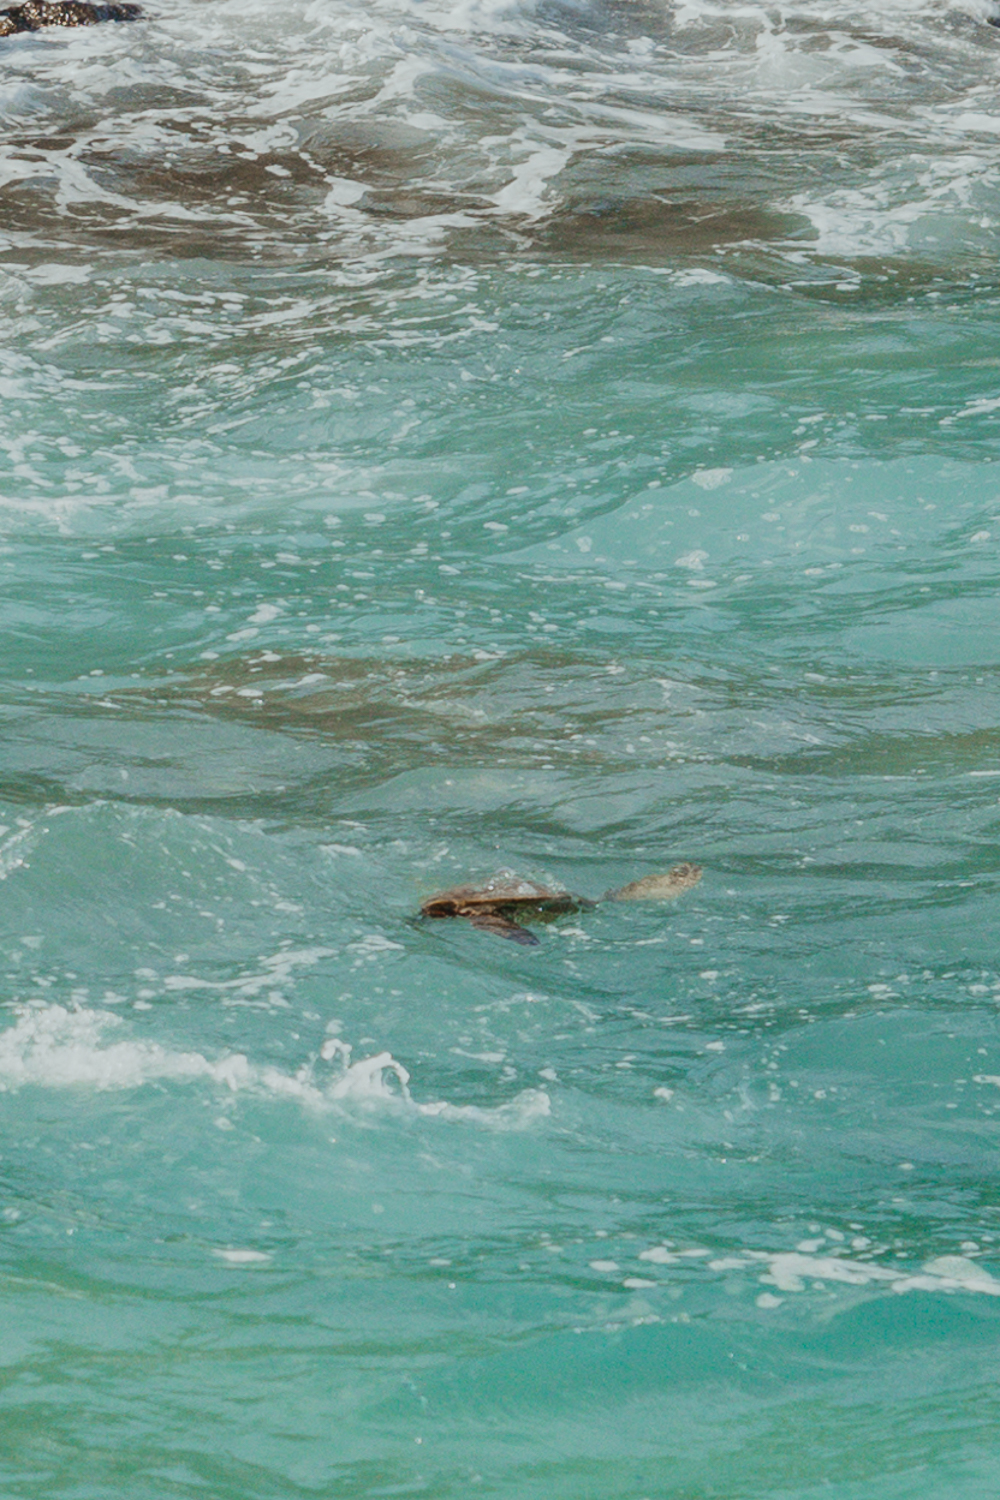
0;0;140;35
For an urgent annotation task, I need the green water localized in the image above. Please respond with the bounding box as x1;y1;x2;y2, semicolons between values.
4;0;1000;1494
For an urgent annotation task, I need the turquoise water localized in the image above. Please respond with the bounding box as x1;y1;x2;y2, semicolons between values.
5;1;1000;1495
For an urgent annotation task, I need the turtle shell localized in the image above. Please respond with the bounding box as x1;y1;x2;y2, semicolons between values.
419;872;591;944
420;873;583;919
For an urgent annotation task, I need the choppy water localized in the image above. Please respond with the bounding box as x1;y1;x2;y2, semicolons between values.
4;1;1000;1495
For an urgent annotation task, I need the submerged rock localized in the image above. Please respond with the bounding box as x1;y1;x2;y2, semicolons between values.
0;0;141;35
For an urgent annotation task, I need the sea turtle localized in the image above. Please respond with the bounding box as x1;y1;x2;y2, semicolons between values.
419;863;702;946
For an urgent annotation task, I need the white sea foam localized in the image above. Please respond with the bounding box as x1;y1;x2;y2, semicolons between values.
212;1247;272;1265
628;1240;1000;1303
161;946;338;1004
0;822;37;882
744;1248;1000;1299
0;1002;549;1129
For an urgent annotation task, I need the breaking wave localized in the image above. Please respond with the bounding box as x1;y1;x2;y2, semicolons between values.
0;1000;551;1128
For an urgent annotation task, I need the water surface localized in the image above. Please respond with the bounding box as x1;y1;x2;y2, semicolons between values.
3;1;1000;1495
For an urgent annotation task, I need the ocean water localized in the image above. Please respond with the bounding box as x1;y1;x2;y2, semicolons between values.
4;0;1000;1494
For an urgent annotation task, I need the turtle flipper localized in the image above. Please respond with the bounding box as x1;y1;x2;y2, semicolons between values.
468;912;540;945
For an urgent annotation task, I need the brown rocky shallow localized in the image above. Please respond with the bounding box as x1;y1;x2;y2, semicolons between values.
0;0;140;35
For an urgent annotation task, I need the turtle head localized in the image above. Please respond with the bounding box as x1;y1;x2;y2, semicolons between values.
604;864;702;901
